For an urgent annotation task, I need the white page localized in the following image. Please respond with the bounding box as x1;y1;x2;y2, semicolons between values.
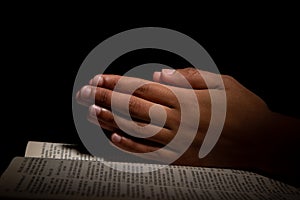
0;157;299;200
25;141;104;161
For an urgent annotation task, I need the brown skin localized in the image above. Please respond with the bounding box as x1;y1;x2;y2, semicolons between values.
76;67;300;186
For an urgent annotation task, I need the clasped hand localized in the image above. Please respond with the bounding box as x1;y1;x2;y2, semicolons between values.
76;68;272;170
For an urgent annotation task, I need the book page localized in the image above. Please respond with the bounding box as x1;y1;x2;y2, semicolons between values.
0;157;299;200
25;141;104;161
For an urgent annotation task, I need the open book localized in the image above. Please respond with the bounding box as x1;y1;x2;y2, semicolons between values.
0;141;299;200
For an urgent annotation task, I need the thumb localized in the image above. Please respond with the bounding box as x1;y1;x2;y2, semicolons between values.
153;67;222;89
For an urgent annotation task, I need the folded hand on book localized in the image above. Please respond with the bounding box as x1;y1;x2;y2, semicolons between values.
76;67;300;185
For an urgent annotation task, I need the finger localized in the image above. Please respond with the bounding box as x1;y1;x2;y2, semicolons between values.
88;105;116;127
76;86;93;106
110;133;178;162
154;68;224;89
88;105;174;145
78;85;178;129
89;74;177;107
87;112;118;132
88;114;170;161
111;133;158;153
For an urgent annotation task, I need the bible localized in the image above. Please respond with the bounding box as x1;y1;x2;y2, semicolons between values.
0;141;299;199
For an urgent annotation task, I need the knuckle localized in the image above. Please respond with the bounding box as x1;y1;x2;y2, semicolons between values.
103;75;120;90
222;75;237;87
128;97;141;116
222;75;235;82
99;89;110;105
184;67;195;72
101;90;108;103
189;68;200;76
103;112;115;124
181;67;199;76
177;67;193;75
135;122;147;134
110;75;121;89
135;83;150;95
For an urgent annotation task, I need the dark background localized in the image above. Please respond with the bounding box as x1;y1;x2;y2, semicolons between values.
1;8;299;176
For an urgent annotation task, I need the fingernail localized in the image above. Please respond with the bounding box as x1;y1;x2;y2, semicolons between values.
80;86;91;99
90;105;101;116
162;69;175;75
93;75;103;86
111;133;122;143
153;71;161;82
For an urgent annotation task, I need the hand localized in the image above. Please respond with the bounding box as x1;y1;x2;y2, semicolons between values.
76;68;300;185
77;68;270;166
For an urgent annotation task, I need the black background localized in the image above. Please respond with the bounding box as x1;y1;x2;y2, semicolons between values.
1;6;299;176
